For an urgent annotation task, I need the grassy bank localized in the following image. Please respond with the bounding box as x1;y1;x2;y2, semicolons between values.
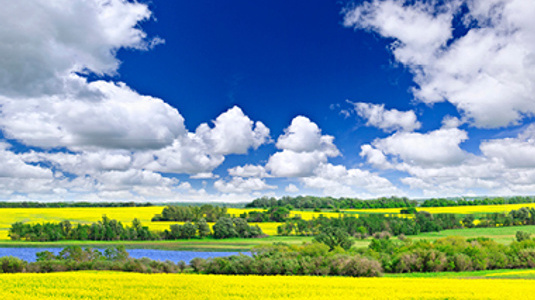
0;236;315;251
412;225;535;244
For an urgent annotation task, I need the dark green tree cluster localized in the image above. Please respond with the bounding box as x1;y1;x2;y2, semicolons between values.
212;217;264;239
162;219;212;239
421;196;535;207
238;206;293;222
363;235;535;273
9;216;157;241
246;196;416;210
151;204;227;222
278;208;535;238
10;215;262;242
190;242;382;277
276;213;456;237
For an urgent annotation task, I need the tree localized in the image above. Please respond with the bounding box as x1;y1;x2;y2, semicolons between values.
314;226;353;251
212;217;238;239
196;218;211;238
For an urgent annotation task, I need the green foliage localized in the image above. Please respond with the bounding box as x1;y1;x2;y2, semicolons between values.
247;195;417;210
421;196;535;207
212;217;263;239
152;204;227;222
516;230;531;242
314;226;354;251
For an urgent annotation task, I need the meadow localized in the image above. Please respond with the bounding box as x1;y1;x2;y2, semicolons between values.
0;271;534;299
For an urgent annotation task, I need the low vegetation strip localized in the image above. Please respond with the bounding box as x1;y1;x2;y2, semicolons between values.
0;272;533;300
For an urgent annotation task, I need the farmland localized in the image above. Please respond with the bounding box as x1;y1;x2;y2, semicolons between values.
0;271;534;300
2;204;535;250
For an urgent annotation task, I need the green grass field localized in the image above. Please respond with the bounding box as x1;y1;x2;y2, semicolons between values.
385;268;535;279
412;225;535;244
0;236;316;251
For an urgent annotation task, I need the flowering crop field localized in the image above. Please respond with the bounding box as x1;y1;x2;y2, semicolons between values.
1;203;532;240
0;207;281;240
0;271;534;299
0;207;347;240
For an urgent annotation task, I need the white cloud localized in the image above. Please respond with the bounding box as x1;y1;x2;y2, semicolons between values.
301;163;400;198
285;184;299;193
266;116;339;177
480;124;535;168
275;116;338;155
361;123;535;197
0;80;186;150
344;0;535;128
195;106;270;155
362;128;469;167
352;102;421;132
214;177;276;194
0;0;156;98
228;164;269;178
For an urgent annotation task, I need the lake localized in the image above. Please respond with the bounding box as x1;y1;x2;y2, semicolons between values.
0;247;249;263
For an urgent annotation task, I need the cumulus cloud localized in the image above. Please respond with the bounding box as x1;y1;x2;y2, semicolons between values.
364;127;469;167
0;81;186;150
0;1;273;200
195;106;270;155
0;0;156;98
344;0;535;128
361;123;535;196
228;164;270;178
352;102;421;132
285;184;299;193
266;116;339;177
213;177;276;194
300;163;400;198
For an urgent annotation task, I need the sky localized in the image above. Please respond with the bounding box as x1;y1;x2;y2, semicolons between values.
1;0;535;202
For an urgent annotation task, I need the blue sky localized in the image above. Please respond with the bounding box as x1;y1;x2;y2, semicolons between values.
1;0;535;202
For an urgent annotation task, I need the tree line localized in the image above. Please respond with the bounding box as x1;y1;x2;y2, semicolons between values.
151;204;228;222
0;201;154;208
9;216;263;241
421;196;535;207
276;207;535;238
246;196;417;210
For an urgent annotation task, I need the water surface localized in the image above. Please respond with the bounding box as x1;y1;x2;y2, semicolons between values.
0;247;248;263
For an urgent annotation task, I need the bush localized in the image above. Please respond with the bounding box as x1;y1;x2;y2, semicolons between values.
0;256;26;273
516;231;531;242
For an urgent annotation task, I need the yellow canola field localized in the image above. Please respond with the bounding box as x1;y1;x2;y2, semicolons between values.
0;271;533;300
344;203;535;215
0;207;283;240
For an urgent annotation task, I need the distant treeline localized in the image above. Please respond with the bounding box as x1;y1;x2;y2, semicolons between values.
246;196;417;210
276;207;535;237
152;205;228;222
246;195;535;210
152;204;296;223
421;196;535;207
0;202;247;209
0;201;154;208
9;216;263;242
